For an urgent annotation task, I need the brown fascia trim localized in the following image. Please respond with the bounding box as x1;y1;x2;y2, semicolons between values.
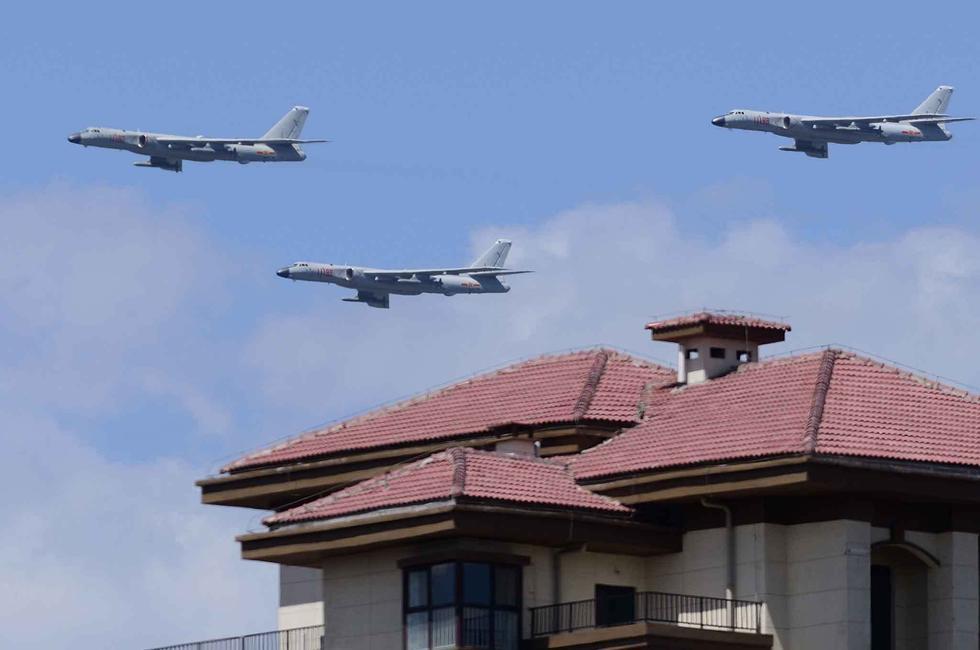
579;456;811;492
397;547;532;568
238;500;680;566
809;454;980;483
198;423;627;509
586;454;980;507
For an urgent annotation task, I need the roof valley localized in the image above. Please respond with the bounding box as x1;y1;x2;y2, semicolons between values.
802;349;838;454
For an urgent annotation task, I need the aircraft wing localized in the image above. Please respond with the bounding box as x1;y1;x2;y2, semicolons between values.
156;137;329;147
467;270;534;277
800;114;947;127
367;266;510;279
905;116;975;125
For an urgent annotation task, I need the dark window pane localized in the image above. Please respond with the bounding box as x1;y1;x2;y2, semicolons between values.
595;585;635;626
710;347;726;359
408;569;428;608
871;565;892;650
406;612;429;650
431;563;456;607
493;610;519;650
463;562;491;605
462;607;490;648
431;606;457;649
494;566;519;606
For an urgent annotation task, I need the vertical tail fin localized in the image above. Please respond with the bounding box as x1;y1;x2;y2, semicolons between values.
912;86;954;115
262;106;309;139
470;239;511;268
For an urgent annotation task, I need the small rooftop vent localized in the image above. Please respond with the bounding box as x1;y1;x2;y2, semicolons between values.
646;312;791;385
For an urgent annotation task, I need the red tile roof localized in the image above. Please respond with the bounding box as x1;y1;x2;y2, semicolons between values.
570;349;980;480
226;350;674;472
265;447;630;526
645;312;791;334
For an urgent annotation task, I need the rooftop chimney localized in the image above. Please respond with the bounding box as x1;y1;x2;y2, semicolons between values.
646;312;790;385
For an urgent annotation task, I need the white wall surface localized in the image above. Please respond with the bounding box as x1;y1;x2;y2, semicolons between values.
279;565;324;629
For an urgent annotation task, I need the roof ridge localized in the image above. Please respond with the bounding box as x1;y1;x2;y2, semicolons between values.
262;451;445;525
572;350;610;419
802;349;838;453
449;447;467;497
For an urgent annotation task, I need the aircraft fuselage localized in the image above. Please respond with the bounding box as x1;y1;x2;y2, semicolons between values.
712;110;951;145
67;127;306;164
277;262;509;296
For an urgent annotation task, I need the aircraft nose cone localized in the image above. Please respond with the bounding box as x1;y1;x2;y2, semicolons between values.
711;116;726;127
276;267;290;279
68;132;81;144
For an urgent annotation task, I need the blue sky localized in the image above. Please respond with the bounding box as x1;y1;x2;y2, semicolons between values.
2;2;979;648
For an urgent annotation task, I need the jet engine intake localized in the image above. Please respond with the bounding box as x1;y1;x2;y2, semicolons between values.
137;134;148;148
871;122;922;142
781;115;802;130
345;268;355;281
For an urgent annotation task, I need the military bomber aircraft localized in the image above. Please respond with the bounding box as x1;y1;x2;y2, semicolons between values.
67;106;326;172
712;86;973;158
276;239;531;309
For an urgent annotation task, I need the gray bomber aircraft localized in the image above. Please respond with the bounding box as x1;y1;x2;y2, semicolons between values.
276;239;531;309
67;106;326;172
712;86;973;158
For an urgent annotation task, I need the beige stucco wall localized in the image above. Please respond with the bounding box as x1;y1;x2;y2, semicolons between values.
305;522;977;650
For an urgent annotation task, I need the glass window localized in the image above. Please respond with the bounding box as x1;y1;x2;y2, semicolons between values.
404;561;521;649
463;563;491;605
406;612;429;650
430;563;456;607
494;566;519;606
432;606;457;649
710;347;726;359
408;570;428;608
462;607;490;647
493;611;518;650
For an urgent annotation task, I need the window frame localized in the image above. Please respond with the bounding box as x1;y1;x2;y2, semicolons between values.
403;560;523;650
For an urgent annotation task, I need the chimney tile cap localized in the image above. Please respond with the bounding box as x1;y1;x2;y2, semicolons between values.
646;311;791;344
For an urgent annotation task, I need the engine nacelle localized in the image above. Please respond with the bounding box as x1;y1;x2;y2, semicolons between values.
433;274;482;294
231;144;278;162
871;122;922;142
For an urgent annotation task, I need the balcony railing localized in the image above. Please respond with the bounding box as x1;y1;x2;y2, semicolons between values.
529;591;762;637
145;625;324;650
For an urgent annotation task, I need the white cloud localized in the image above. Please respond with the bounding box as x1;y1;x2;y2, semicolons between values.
0;186;274;650
244;199;980;429
0;411;274;649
